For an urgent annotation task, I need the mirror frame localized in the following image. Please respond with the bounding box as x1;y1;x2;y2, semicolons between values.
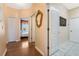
36;10;43;28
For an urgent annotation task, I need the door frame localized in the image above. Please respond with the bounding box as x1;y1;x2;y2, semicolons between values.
19;14;36;43
47;8;49;56
47;7;59;56
19;17;31;42
29;11;37;43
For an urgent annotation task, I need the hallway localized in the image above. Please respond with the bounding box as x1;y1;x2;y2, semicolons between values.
6;38;42;56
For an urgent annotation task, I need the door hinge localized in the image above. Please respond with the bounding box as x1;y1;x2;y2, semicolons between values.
47;46;49;49
47;9;49;12
47;28;50;31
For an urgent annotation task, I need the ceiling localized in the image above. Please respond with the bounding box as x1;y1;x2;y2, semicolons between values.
63;3;79;10
7;3;79;10
7;3;32;9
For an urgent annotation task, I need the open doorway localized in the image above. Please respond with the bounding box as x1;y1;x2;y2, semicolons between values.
20;18;29;43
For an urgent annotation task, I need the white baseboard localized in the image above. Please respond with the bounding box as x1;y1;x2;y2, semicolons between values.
3;48;7;56
35;46;44;56
16;39;20;42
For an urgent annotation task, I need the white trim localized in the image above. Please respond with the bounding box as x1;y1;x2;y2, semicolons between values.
49;7;59;13
35;46;44;56
2;48;7;56
16;39;20;42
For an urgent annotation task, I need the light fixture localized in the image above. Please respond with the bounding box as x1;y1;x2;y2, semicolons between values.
7;3;32;9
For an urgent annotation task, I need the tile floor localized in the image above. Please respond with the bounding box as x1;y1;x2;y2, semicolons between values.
53;41;79;56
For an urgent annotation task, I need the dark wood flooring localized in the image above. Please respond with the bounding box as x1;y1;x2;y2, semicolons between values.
6;38;42;56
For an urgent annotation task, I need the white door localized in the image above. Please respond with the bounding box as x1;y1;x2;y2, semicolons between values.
7;17;17;42
70;18;79;43
49;9;59;55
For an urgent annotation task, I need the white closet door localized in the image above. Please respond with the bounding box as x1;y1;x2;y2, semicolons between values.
7;17;17;42
70;18;79;43
49;9;59;55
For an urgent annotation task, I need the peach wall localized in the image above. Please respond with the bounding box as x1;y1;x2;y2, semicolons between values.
0;3;37;55
3;4;20;42
13;3;47;56
2;3;47;55
33;4;47;55
0;4;7;55
17;3;47;55
3;4;36;42
19;4;35;18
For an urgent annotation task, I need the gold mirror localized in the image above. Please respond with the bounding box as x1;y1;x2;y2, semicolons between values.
36;10;43;28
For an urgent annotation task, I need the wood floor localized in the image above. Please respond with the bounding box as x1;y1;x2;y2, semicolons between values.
6;38;42;56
